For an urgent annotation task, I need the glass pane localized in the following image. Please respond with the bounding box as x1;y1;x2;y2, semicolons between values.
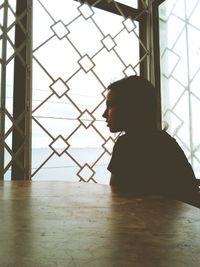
32;0;143;183
0;0;17;180
116;0;138;9
159;0;200;178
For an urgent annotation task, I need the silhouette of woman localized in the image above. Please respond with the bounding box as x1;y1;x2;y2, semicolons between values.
102;75;199;205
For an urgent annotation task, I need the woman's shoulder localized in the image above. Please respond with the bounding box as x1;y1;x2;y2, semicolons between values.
155;130;180;148
154;131;188;162
114;130;179;150
155;130;174;141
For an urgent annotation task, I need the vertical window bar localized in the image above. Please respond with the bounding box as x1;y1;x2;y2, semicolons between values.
11;0;32;180
152;0;163;130
139;0;162;130
25;0;33;180
138;0;149;79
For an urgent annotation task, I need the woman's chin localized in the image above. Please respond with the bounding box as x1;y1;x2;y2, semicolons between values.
109;127;122;133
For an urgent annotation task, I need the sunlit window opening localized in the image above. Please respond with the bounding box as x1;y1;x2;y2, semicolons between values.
159;0;200;178
31;1;140;184
1;0;199;181
1;0;143;182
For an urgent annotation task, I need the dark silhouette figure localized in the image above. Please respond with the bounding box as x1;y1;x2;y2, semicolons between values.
102;75;199;206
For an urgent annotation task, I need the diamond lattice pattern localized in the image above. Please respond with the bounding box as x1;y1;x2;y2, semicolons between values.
159;0;200;177
29;0;148;183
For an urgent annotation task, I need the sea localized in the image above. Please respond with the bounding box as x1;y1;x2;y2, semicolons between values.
4;147;111;184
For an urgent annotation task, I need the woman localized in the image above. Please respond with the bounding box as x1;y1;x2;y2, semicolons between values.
102;75;199;205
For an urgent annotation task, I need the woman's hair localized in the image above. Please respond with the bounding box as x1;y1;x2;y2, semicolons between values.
108;75;158;132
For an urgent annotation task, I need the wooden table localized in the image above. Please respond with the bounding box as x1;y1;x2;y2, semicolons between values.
0;181;200;267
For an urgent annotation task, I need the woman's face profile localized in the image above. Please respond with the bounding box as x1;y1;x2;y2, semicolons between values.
102;90;125;133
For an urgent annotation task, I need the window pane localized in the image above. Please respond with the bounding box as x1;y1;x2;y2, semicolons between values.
32;0;142;183
159;0;200;177
0;0;17;180
115;0;138;9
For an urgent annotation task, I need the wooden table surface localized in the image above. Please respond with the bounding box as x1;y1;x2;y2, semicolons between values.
0;181;200;267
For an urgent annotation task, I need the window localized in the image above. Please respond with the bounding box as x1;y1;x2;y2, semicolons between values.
0;0;159;181
159;0;200;178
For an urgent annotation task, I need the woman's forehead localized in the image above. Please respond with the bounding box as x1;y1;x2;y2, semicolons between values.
106;89;113;100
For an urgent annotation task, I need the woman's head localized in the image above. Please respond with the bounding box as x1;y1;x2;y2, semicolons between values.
102;75;158;133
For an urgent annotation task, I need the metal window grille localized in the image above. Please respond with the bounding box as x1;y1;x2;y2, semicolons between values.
159;0;200;178
0;0;161;181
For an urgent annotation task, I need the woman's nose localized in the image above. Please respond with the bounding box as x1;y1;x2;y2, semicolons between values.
102;109;107;118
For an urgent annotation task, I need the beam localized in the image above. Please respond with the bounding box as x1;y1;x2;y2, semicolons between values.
12;0;32;180
73;0;146;21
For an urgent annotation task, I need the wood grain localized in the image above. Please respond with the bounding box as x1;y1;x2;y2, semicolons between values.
0;181;200;267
